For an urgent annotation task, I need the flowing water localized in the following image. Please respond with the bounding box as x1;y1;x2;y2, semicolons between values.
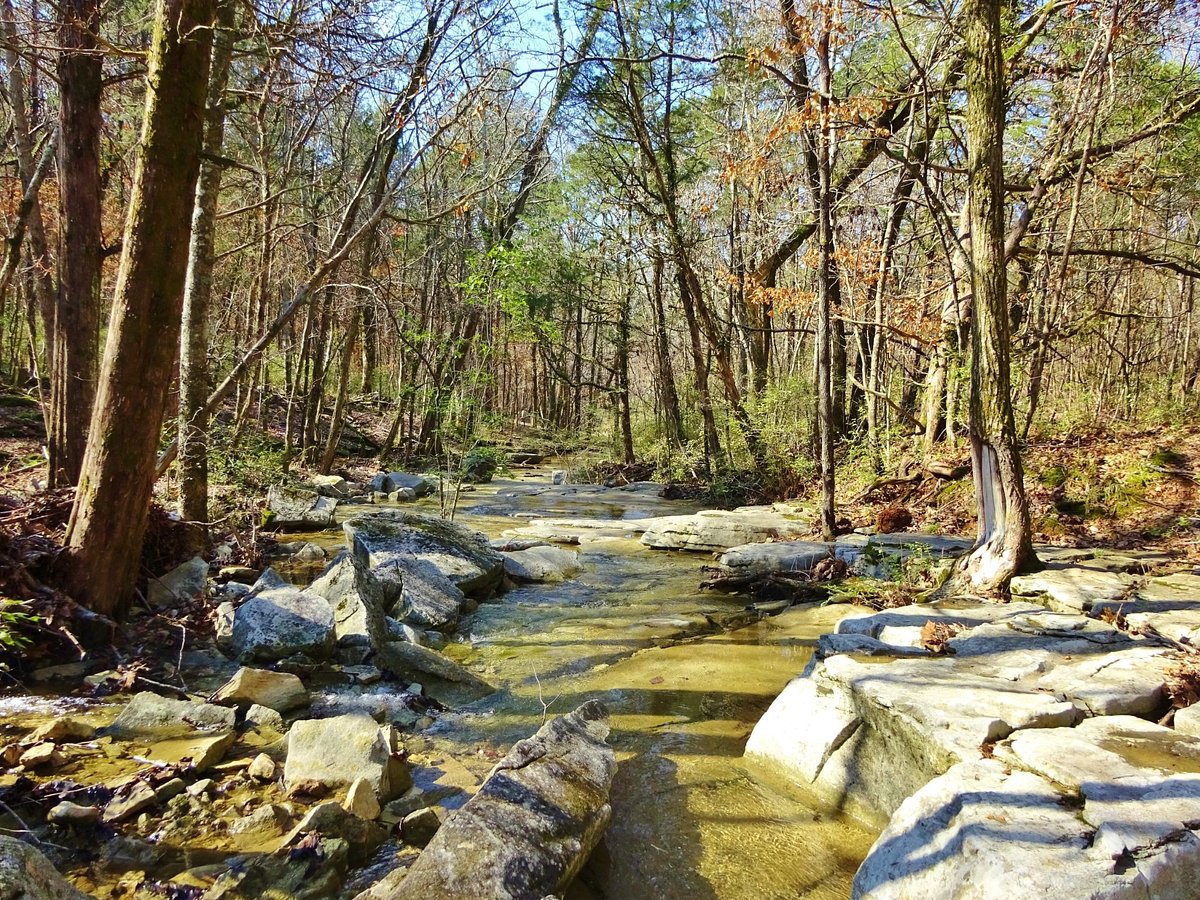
2;468;878;898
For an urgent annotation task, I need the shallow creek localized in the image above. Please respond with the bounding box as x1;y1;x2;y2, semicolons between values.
4;470;878;898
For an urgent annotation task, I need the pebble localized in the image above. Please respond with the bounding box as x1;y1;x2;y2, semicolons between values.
156;778;186;801
187;779;215;797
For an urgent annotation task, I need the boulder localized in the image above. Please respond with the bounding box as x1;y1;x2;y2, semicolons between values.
390;700;616;899
369;472;436;497
373;640;493;699
211;667;310;713
501;545;584;583
312;475;354;499
853;758;1194;899
264;485;339;531
639;508;811;552
284;714;410;803
344;511;503;597
1177;704;1200;738
230;571;335;662
147;556;209;609
717;540;832;579
0;835;89;898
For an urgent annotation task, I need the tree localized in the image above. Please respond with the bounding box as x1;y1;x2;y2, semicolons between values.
49;0;102;487
961;0;1037;590
63;0;217;617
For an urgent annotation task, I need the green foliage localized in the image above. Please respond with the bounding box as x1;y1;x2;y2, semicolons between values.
0;600;35;660
1039;465;1069;489
460;446;505;484
1150;446;1187;469
207;425;289;494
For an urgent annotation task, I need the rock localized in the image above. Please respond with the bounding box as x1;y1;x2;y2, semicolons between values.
187;779;215;797
551;470;567;485
283;801;386;863
212;667;310;713
103;780;159;823
244;703;286;734
400;806;444;847
292;542;326;562
344;776;381;820
28;662;88;682
1035;646;1175;716
0;835;89;898
1178;704;1200;738
717;540;832;579
284;714;409;802
639;508;811;552
156;778;186;801
229;804;290;835
18;742;63;769
373;640;493;697
48;801;101;826
854;759;1159;899
745;651;1081;824
390;700;616;900
312;475;354;499
345;511;504;597
501;545;584;583
264;484;339;530
231;571;335;662
219;565;260;584
108;692;236;739
369;472;435;497
388;488;417;502
215;601;235;650
147;556;209;609
1009;566;1137;614
106;693;236;772
207;837;352;897
249;753;278;781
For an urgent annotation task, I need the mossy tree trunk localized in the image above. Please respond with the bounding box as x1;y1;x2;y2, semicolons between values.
962;0;1038;591
63;0;216;617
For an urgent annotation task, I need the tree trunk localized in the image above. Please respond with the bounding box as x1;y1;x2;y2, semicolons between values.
177;0;236;524
63;0;216;617
815;25;836;541
50;0;102;487
962;0;1037;591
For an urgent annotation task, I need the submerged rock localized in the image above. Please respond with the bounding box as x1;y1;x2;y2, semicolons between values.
0;835;89;898
108;692;236;739
501;545;584;583
389;700;616;899
265;484;339;530
344;511;504;597
230;570;336;663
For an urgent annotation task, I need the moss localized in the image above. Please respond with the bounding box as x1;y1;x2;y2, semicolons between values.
1149;446;1187;468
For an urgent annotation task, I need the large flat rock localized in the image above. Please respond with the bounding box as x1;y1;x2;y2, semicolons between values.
717;540;832;578
390;700;616;899
639;508;811;552
853;758;1198;899
1010;567;1137;614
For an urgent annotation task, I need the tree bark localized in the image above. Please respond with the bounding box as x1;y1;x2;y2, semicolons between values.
177;0;237;524
63;0;216;617
50;0;102;487
815;23;836;541
962;0;1038;591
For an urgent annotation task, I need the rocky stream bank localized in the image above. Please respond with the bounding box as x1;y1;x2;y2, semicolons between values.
1;467;1198;898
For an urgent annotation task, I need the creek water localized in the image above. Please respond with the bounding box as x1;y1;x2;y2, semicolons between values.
2;468;878;898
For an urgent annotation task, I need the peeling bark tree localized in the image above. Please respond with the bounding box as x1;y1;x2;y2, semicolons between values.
63;0;216;617
962;0;1038;591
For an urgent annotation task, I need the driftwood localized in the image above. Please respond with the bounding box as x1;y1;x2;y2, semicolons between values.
861;457;971;499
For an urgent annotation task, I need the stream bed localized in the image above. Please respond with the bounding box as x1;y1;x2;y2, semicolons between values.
2;468;878;898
